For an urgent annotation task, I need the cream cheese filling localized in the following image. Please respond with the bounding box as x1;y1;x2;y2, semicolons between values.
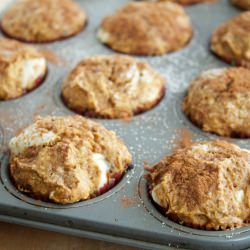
92;153;111;189
235;189;244;203
151;186;162;206
22;58;46;88
200;68;226;80
9;124;57;155
97;28;110;43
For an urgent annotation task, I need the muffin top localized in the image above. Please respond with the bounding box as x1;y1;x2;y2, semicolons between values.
231;0;250;9
147;140;250;230
183;67;250;138
61;55;165;119
1;0;86;42
0;39;46;100
211;12;250;68
9;116;132;204
147;0;216;5
97;2;192;55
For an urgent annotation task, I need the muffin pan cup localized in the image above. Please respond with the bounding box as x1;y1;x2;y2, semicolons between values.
0;0;250;249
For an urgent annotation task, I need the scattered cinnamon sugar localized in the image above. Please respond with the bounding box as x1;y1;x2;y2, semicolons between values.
121;196;136;208
33;104;46;118
0;110;25;136
172;127;193;152
45;88;53;97
39;49;66;66
143;161;151;171
133;185;139;196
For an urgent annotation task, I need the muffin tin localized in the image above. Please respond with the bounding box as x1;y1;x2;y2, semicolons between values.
0;0;250;249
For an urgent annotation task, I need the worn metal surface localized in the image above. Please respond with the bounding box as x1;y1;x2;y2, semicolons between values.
0;0;249;249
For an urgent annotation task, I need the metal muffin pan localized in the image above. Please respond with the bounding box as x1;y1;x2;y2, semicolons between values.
0;0;249;249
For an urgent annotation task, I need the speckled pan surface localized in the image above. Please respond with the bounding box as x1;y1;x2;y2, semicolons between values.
0;0;249;249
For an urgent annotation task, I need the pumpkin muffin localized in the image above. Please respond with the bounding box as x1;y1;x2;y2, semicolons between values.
0;39;46;100
147;140;250;230
231;0;250;9
9;116;132;204
97;2;192;56
1;0;86;43
183;68;250;138
61;55;165;119
211;12;250;68
146;0;216;6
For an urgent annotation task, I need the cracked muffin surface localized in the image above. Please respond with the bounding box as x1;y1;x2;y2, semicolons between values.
211;12;250;68
9;116;132;204
61;55;165;119
182;68;250;138
97;2;192;55
0;39;46;100
1;0;86;43
147;140;250;230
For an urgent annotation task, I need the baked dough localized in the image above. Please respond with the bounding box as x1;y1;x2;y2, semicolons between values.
231;0;250;9
147;140;250;230
211;12;250;68
61;55;165;119
147;0;215;6
183;68;250;138
97;2;192;55
0;39;46;100
9;116;132;204
1;0;86;43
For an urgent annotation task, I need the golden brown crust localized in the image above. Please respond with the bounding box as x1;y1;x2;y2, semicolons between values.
0;39;47;100
147;140;250;230
61;55;165;119
182;67;250;138
97;2;192;56
211;12;250;68
231;0;250;9
9;116;132;204
1;0;86;43
148;0;216;6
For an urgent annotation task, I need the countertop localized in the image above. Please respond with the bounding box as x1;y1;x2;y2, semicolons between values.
0;222;140;250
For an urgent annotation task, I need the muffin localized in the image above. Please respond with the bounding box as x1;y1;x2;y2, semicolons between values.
211;12;250;68
0;39;47;100
9;116;132;204
61;55;165;119
231;0;250;9
182;68;250;138
147;140;250;230
97;2;192;56
1;0;86;43
146;0;216;6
